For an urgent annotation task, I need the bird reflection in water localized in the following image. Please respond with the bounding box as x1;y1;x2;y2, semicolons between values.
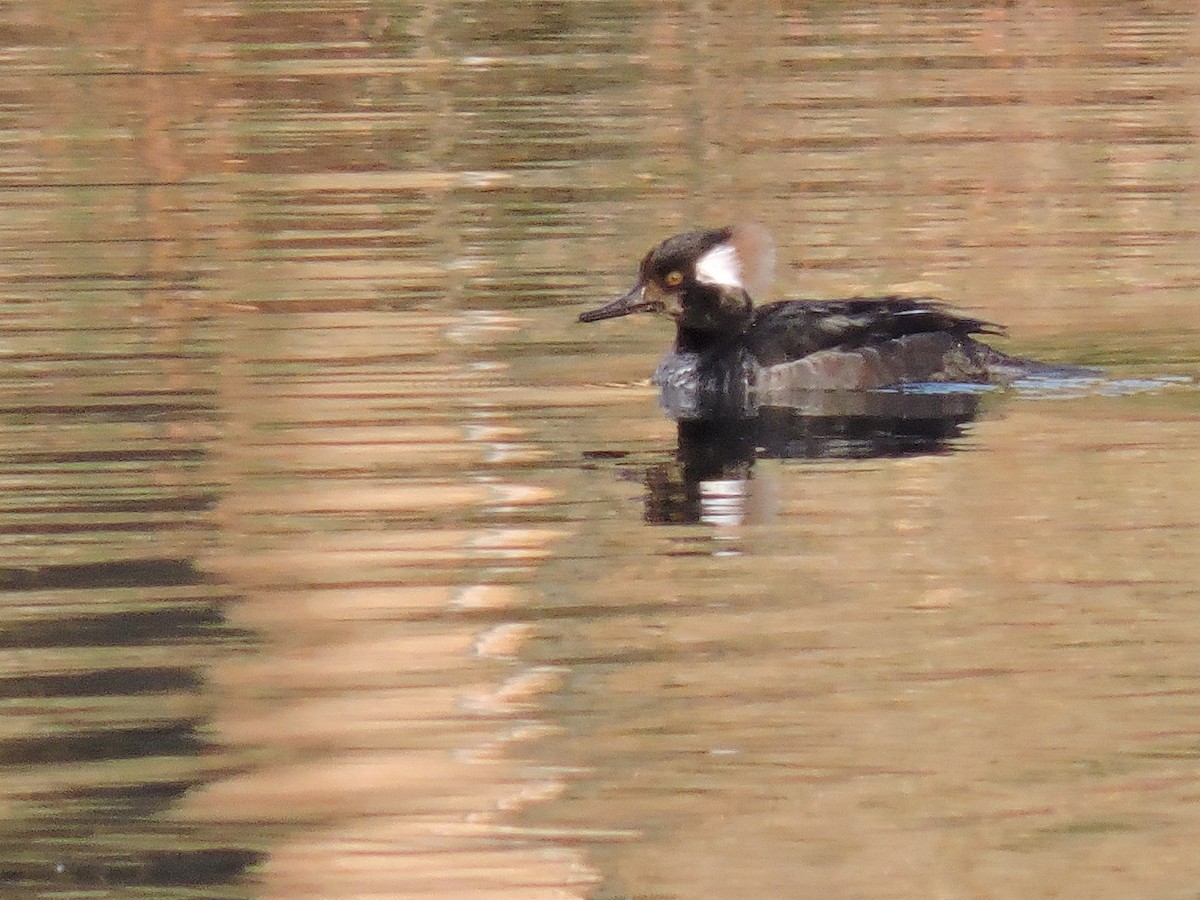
643;388;985;526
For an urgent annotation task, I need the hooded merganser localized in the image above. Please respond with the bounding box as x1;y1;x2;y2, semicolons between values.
579;225;1083;417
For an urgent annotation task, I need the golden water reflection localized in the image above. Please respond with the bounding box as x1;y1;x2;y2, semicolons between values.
2;1;1199;898
190;312;587;897
529;390;1200;899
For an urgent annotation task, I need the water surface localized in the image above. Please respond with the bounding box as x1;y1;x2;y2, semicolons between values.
2;3;1199;898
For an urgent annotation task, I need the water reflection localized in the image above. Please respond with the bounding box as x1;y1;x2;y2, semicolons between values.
643;392;984;525
4;0;1200;898
0;561;260;895
174;311;588;899
539;386;1200;899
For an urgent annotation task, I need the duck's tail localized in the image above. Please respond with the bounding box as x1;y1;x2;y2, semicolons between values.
978;346;1100;384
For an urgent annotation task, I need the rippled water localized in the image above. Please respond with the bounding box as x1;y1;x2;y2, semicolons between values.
3;3;1200;898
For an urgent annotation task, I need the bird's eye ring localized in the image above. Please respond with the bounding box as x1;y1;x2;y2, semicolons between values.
664;270;684;287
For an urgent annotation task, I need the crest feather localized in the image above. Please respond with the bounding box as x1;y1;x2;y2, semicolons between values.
694;223;776;297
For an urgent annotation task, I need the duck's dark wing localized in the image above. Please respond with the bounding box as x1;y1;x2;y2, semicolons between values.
744;296;1004;366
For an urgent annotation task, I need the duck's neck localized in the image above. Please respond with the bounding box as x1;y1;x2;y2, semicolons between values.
676;323;757;357
674;323;758;392
672;285;755;355
675;326;719;355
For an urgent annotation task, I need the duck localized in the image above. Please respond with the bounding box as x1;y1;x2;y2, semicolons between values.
579;225;1087;418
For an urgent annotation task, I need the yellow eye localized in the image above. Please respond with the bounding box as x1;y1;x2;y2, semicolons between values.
664;270;684;287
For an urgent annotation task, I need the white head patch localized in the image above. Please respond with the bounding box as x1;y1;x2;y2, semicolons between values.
694;243;744;290
693;224;777;297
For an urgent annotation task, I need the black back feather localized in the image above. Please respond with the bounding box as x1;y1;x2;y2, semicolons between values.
744;296;1004;366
